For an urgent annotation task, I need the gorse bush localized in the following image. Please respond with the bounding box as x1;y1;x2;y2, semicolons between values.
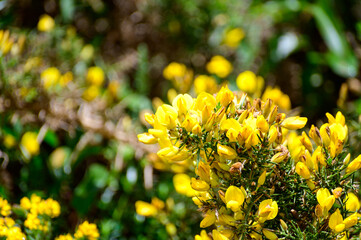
139;86;361;239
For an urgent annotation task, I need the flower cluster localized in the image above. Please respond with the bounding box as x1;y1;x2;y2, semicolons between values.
0;195;100;240
20;194;60;232
0;197;26;240
139;86;361;239
56;221;100;240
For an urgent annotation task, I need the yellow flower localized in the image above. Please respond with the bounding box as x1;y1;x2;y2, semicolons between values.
55;234;74;240
195;161;210;182
163;62;187;80
200;210;216;228
317;188;335;211
262;229;278;240
346;154;361;174
216;85;234;107
151;197;165;210
40;198;61;218
236;71;263;95
37;14;55;32
137;133;158;144
206;56;233;78
24;213;46;231
173;174;195;197
300;131;313;153
332;188;343;199
212;229;229;240
41;67;61;89
262;86;291;111
309;125;322;146
329;209;345;233
195;230;211;240
165;223;177;236
344;192;360;212
74;221;99;240
217;144;237;160
270;152;288;164
59;71;73;87
49;147;69;169
80;44;94;61
155;104;178;129
5;226;26;240
257;199;278;223
3;134;16;148
194;75;218;94
225;186;246;212
83;85;100;101
135;201;157;217
223;28;245;48
20;132;39;156
257;171;267;187
256;115;269;133
281;116;307;130
172;93;193;116
86;66;105;86
0;198;11;217
108;80;120;98
191;178;210;191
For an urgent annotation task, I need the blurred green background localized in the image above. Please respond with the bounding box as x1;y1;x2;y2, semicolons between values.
1;0;361;239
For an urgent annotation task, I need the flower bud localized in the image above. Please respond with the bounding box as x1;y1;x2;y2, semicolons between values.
217;144;237;160
281;116;307;130
346;154;361;174
295;162;311;179
191;178;210;191
309;125;322;146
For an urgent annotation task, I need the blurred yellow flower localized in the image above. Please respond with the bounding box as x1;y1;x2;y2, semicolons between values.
74;221;99;240
163;62;187;80
236;71;264;96
80;44;95;61
4;226;25;240
59;71;73;87
86;66;105;86
0;198;11;217
37;14;55;32
0;30;14;56
20;132;39;157
173;173;195;197
49;147;69;169
41;67;61;89
194;75;218;94
206;56;233;78
108;80;120;98
24;57;42;72
223;28;245;48
3;134;16;148
262;86;291;111
135;201;157;217
83;85;100;101
195;230;211;240
55;234;73;240
163;62;193;93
